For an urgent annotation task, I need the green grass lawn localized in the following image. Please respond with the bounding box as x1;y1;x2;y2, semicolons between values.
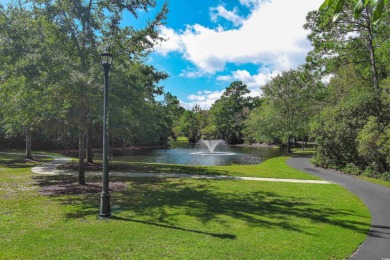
0;152;370;259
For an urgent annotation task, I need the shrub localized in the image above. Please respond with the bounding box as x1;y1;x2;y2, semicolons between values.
357;116;389;173
343;163;362;176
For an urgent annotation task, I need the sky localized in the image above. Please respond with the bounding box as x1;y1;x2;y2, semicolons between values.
1;0;323;109
136;0;324;109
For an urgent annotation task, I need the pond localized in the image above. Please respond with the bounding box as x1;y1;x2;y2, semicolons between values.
113;141;284;166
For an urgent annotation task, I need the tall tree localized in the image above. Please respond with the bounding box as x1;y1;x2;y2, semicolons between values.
179;107;202;143
320;0;388;23
31;0;167;184
0;3;66;159
305;4;389;117
208;81;253;144
246;69;321;153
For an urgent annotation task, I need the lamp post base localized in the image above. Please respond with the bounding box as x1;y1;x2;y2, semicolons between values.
99;193;111;217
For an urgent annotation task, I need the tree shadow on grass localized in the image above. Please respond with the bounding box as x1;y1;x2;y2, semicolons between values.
0;152;51;169
110;215;237;239
34;175;370;238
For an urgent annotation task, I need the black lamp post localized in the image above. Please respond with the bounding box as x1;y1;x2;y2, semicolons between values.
100;49;113;217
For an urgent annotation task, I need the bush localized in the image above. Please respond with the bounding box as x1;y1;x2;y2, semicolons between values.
343;163;362;176
357;116;389;173
381;172;390;181
362;166;377;178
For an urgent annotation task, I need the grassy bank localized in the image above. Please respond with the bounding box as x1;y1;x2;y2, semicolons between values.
0;152;370;259
61;156;322;180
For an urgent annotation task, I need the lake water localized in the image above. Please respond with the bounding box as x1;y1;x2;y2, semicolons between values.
114;142;284;166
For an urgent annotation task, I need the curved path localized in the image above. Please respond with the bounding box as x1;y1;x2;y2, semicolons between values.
31;155;330;184
287;157;390;260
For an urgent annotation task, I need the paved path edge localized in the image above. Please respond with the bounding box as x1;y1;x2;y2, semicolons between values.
287;156;390;260
31;155;330;184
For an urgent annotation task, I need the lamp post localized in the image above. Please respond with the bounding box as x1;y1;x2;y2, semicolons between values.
100;49;113;217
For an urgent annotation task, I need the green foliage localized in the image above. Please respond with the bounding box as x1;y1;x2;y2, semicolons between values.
179;109;202;143
320;0;389;23
0;0;180;153
307;3;390;179
312;83;376;169
311;63;390;177
245;68;323;152
244;101;282;144
343;163;362;175
208;81;253;144
357;116;389;172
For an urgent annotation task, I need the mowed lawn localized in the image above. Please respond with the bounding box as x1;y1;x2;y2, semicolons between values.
0;153;370;259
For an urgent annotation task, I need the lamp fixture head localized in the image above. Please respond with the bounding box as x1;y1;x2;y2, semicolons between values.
100;50;113;65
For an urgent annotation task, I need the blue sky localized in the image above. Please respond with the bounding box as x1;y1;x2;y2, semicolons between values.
133;0;324;109
1;0;323;109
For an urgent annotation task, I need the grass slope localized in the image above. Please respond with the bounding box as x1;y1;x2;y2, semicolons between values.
0;152;370;259
61;156;322;180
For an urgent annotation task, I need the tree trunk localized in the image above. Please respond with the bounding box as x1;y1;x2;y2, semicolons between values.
301;137;305;150
364;7;382;119
78;131;86;185
365;7;380;91
287;135;292;154
25;127;33;160
86;126;93;163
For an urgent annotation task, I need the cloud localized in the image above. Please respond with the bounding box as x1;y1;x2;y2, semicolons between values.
239;0;261;7
210;6;244;26
154;26;183;56
179;69;207;78
180;68;280;109
218;68;280;97
154;0;322;74
216;75;233;81
180;90;224;110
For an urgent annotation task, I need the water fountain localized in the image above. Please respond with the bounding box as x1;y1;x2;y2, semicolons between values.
200;139;224;153
190;139;235;156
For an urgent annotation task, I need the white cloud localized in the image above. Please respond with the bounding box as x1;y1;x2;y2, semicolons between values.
239;0;261;7
218;68;280;97
180;68;280;109
179;69;207;78
216;75;233;81
210;6;244;26
154;26;183;56
154;0;322;74
180;90;224;110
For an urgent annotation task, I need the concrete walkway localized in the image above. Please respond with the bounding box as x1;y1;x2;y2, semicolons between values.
31;155;330;184
287;157;390;260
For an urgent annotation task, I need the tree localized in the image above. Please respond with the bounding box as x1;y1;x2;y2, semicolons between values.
244;69;324;152
107;59;169;147
357;116;389;173
179;107;202;143
162;92;185;141
310;61;390;175
0;4;66;159
320;0;388;23
305;2;389;177
244;100;283;144
305;4;390;118
208;81;253;144
31;0;168;184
